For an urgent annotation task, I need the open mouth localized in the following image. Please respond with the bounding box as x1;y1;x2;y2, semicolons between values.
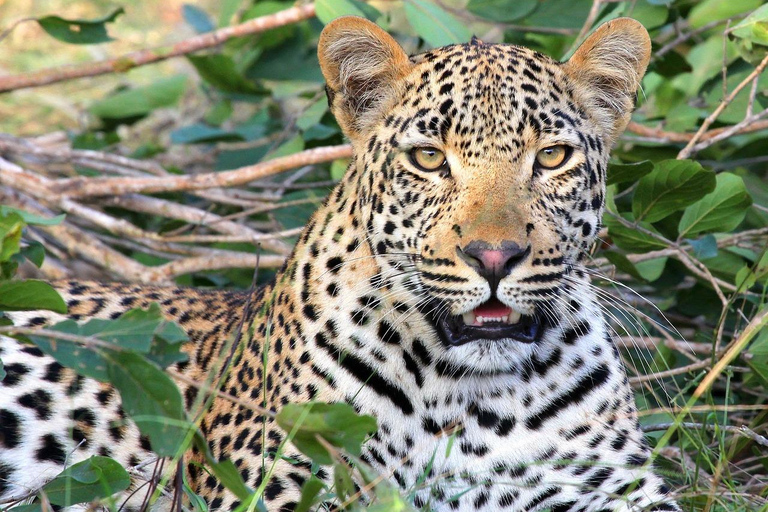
434;298;542;347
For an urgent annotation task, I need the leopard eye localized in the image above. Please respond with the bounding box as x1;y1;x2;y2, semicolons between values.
409;147;447;172
535;145;570;169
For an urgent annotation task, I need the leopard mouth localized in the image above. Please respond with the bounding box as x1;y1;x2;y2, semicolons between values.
431;298;542;347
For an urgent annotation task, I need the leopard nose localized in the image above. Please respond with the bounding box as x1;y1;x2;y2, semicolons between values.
457;240;530;289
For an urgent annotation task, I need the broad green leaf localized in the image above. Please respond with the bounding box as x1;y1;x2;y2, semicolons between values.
276;402;377;465
604;214;668;253
331;159;350;181
187;55;265;95
90;75;187;119
652;50;693;78
193;430;254;501
0;211;24;262
79;304;166;351
316;0;366;24
0;206;64;226
632;160;716;223
678;173;752;238
296;98;328;131
42;456;130;506
603;251;644;281
748;358;768;387
182;4;214;34
687;234;719;259
749;329;768;356
106;351;190;456
29;307;186;380
295;476;325;512
635;257;668;282
404;0;471;48
467;0;536;22
729;4;768;46
607;160;654;186
689;0;762;29
171;123;245;144
37;8;124;45
30;320;111;380
17;241;46;268
0;280;67;313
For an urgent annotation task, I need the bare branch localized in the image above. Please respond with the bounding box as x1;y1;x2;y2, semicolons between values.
0;5;316;93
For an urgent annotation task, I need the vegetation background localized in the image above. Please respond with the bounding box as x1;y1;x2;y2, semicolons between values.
0;0;767;511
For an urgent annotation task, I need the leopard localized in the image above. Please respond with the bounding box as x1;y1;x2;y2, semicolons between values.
0;16;682;512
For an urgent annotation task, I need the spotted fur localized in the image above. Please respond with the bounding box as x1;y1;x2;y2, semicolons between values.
0;17;680;512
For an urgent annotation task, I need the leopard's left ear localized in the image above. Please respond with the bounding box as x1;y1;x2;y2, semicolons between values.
564;18;651;142
318;16;412;140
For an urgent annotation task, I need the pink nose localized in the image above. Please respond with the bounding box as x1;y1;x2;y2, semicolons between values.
458;240;529;290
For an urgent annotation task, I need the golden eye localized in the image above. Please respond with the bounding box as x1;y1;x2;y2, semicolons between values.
535;145;569;169
410;147;447;172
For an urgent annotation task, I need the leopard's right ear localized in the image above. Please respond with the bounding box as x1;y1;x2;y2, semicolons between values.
318;16;412;140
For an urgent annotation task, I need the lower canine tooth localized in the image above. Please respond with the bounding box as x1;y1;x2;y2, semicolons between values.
463;312;476;325
508;311;522;323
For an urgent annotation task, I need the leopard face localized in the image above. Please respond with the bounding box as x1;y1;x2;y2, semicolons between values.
319;17;650;371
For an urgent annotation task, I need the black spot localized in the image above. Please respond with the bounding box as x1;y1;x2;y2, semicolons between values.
377;321;401;345
1;363;30;386
326;256;343;273
302;304;318;321
18;389;53;420
0;409;22;448
36;434;66;463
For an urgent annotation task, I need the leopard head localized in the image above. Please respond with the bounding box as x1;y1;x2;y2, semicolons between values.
319;17;650;364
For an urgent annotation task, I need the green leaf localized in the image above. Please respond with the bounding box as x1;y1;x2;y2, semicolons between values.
17;241;46;268
42;456;130;506
79;304;166;352
276;402;377;465
30;320;111;380
605;214;668;253
0;206;64;226
331;159;350;181
171;123;245;144
678;173;753;238
37;8;124;45
635;257;668;282
729;4;768;46
0;280;67;313
106;351;190;456
0;211;24;262
652;50;693;78
689;0;763;29
182;4;214;34
187;55;265;95
467;0;537;22
295;476;325;512
29;306;187;380
89;75;187;119
632;160;716;223
192;430;254;501
603;251;644;281
316;0;366;24
687;234;719;259
404;0;471;48
607;160;654;186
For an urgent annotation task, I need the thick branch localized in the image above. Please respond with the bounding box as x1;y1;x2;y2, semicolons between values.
49;145;352;197
0;5;316;93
